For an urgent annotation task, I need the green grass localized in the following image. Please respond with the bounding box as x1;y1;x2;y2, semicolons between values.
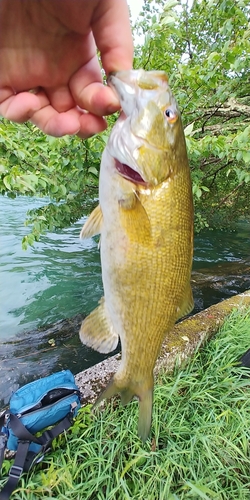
1;308;250;499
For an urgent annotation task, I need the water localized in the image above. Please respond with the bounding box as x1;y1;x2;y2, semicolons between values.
0;196;103;340
0;195;249;407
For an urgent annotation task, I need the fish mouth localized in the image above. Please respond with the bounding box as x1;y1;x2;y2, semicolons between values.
114;160;147;186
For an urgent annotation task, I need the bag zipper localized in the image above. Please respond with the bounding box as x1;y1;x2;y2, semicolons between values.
15;388;79;418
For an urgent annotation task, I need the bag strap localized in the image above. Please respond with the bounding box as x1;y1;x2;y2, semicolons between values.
0;433;6;470
0;441;30;500
0;403;77;500
0;412;8;472
10;414;43;445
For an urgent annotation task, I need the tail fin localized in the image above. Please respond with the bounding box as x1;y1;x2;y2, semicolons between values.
92;378;118;409
138;388;153;442
93;377;154;442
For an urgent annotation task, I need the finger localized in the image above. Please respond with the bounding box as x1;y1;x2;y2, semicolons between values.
0;89;41;122
31;104;107;137
0;85;107;137
31;104;81;136
77;112;107;139
0;87;81;136
0;87;16;102
44;85;75;113
92;0;133;75
70;58;120;116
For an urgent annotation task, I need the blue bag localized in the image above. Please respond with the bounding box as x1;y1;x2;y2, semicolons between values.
0;370;81;500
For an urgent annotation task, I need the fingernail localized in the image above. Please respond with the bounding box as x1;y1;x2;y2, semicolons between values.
106;103;121;114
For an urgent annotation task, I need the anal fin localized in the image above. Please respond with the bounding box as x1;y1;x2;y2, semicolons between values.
79;298;118;354
80;204;103;239
176;283;194;321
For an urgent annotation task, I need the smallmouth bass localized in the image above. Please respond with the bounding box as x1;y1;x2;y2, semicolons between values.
80;69;194;441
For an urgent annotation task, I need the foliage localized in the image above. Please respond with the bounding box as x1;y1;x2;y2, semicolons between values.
134;0;250;230
1;307;250;498
0;0;250;242
0;119;106;247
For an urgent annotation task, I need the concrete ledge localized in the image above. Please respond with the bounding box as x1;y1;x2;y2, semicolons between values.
75;290;250;403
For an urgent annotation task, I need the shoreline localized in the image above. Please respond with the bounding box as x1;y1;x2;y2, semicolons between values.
75;290;250;403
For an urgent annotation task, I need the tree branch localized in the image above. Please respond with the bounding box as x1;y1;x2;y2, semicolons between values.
206;161;233;189
216;181;245;208
194;119;250;135
203;98;250;119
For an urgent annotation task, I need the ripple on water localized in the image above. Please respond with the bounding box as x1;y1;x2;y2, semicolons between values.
0;196;103;340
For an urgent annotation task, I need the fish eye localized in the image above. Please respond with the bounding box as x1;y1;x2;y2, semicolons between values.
164;108;176;121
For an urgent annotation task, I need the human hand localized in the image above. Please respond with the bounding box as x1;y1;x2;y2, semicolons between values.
0;0;133;137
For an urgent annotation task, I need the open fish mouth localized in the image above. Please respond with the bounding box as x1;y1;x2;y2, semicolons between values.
114;159;147;186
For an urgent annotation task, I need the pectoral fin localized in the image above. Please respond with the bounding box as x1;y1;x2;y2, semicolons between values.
80;204;103;239
79;298;118;353
176;283;194;321
119;193;151;245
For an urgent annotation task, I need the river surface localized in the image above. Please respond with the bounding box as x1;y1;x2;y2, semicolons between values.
0;196;103;340
0;195;250;407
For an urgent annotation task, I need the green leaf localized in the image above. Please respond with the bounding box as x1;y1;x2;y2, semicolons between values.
242;151;250;164
88;166;99;176
163;0;179;9
201;185;210;192
3;175;12;190
161;15;176;25
184;123;194;137
0;163;7;173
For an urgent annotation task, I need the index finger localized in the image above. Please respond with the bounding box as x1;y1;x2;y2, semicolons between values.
92;0;134;75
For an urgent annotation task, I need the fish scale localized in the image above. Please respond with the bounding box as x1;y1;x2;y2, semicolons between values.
80;69;193;441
